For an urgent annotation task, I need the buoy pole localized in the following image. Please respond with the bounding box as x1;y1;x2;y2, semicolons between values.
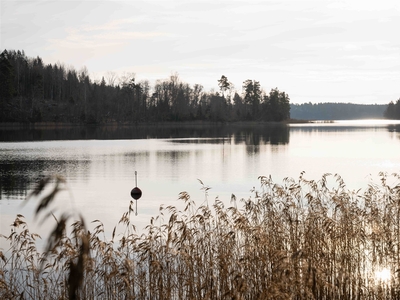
135;171;138;216
130;171;142;216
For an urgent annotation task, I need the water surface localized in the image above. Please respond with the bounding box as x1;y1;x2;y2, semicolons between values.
1;121;400;248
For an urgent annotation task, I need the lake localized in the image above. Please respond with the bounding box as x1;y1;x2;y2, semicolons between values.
1;120;400;249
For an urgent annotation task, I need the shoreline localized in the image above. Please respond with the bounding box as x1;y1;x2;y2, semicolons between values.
0;119;311;130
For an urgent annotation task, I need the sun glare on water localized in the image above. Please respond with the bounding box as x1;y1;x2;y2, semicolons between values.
335;119;400;126
375;268;391;282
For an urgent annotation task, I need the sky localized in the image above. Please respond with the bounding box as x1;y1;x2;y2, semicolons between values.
1;0;399;104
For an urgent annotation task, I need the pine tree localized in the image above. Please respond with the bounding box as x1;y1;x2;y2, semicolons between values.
0;50;15;102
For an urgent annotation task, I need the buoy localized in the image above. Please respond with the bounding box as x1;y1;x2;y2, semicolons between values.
131;187;142;200
130;171;142;215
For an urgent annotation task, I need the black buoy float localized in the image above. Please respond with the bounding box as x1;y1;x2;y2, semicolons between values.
131;171;142;215
131;187;142;200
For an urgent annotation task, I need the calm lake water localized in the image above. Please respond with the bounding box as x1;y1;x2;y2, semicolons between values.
2;120;400;249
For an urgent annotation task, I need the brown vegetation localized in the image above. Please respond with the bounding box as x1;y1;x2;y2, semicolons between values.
1;172;400;299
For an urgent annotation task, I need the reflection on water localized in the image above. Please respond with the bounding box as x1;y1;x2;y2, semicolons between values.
0;123;290;143
2;120;400;241
387;124;400;134
3;121;400;201
1;161;30;199
0;158;91;200
0;123;289;200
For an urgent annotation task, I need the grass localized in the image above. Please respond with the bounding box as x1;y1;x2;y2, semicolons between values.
1;172;400;299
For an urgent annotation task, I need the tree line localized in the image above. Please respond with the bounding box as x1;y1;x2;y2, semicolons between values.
384;98;400;119
0;49;290;124
290;102;387;120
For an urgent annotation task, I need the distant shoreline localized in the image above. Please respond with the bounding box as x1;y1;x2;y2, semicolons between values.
4;118;399;130
0;119;312;130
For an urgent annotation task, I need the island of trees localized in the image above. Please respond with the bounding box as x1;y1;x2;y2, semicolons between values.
384;99;400;119
0;50;290;124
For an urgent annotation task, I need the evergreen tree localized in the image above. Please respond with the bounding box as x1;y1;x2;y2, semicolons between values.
263;88;291;121
218;75;230;98
242;79;261;119
384;99;400;119
0;50;15;103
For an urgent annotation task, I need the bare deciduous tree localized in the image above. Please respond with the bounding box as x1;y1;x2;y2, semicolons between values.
106;71;118;87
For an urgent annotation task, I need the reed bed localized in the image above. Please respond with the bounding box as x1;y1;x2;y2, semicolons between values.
1;172;400;299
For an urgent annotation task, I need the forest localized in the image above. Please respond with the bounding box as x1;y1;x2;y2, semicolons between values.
384;99;400;119
290;102;387;120
0;49;290;124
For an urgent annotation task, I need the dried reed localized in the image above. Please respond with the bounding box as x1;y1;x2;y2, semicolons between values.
1;172;400;299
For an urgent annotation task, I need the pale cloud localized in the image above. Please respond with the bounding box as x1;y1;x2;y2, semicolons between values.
78;17;160;34
80;18;137;32
327;0;400;11
45;15;171;68
49;17;169;49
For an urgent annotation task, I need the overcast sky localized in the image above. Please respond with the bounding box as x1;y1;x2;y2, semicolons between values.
1;0;399;104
